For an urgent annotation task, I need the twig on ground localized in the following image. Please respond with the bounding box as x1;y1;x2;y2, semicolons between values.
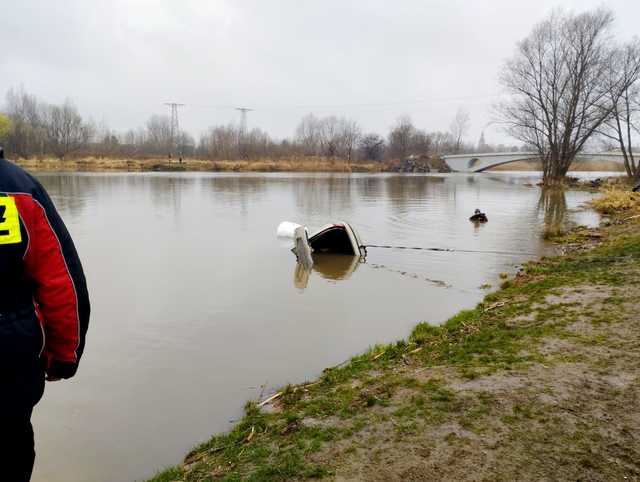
484;301;507;312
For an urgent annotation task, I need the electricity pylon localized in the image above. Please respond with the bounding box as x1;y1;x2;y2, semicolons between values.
164;102;185;158
235;107;252;137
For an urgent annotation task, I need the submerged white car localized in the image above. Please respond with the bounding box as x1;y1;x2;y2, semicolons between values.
277;221;366;264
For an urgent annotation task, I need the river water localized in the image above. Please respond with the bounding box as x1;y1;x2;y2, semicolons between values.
30;172;603;482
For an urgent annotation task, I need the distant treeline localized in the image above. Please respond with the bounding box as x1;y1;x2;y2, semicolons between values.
0;87;523;162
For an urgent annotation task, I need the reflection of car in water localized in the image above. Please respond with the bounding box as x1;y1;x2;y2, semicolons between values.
294;253;362;289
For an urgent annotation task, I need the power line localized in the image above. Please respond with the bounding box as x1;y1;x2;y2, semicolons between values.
184;92;506;114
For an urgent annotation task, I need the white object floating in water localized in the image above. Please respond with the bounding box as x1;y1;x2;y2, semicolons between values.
277;221;305;238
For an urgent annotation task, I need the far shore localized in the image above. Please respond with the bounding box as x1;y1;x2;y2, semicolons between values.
15;157;386;173
14;156;626;174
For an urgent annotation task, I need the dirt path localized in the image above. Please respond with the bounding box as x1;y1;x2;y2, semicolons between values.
150;197;640;482
333;281;640;481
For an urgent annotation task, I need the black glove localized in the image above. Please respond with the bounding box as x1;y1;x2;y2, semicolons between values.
47;359;78;380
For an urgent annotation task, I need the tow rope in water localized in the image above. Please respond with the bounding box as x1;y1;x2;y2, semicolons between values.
362;244;538;257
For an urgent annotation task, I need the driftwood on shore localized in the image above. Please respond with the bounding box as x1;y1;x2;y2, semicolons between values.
257;391;282;408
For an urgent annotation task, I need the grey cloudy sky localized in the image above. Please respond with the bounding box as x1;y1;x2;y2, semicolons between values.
1;0;638;145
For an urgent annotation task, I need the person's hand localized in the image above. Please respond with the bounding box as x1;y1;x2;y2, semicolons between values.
46;359;78;380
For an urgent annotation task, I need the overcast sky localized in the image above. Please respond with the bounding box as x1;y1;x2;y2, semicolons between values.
1;0;638;145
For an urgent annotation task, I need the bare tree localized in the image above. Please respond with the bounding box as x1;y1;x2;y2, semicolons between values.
599;40;640;180
199;124;239;160
359;133;385;161
319;116;341;157
496;8;634;184
294;114;360;159
338;118;361;161
295;113;322;155
42;100;92;159
430;131;455;155
449;108;470;153
4;87;44;158
387;116;416;160
144;115;172;155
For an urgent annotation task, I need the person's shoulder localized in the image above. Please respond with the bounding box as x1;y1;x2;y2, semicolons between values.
0;157;31;177
0;158;41;194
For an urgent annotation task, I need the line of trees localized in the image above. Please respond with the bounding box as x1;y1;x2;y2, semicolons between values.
1;87;516;163
497;7;640;184
2;88;94;159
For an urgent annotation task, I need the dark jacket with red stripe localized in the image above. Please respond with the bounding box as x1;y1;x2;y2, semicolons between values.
0;157;90;379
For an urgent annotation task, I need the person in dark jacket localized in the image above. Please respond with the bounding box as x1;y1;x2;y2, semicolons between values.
0;147;90;481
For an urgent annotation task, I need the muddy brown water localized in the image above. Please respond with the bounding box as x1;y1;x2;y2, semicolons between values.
30;172;605;482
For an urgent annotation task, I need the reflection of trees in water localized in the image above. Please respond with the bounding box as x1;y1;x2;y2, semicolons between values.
147;176;197;214
292;176;354;217
537;188;568;228
485;174;538;186
37;174;90;220
200;175;268;196
37;174;201;221
199;176;268;217
384;175;445;210
354;176;384;200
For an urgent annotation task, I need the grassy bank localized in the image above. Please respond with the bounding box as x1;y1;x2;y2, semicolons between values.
149;187;640;481
14;157;385;173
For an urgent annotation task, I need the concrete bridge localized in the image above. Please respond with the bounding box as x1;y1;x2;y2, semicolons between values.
442;152;627;173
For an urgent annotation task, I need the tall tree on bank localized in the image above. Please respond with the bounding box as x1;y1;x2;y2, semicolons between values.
599;41;640;180
449;108;470;153
387;116;416;160
359;133;385;161
4;87;43;158
497;8;635;185
42;100;93;159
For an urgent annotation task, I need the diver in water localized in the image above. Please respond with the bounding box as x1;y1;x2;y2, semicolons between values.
469;209;488;223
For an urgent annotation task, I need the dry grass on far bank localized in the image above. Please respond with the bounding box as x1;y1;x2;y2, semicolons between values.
15;157;386;173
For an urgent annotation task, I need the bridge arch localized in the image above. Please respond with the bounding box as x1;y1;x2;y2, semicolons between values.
442;152;626;173
442;152;539;172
